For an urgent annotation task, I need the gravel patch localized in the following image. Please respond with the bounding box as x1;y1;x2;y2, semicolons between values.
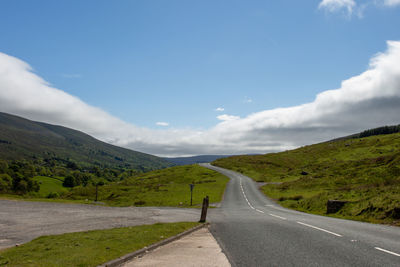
0;200;199;249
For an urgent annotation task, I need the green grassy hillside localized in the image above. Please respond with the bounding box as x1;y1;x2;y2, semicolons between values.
63;164;229;207
32;176;67;198
213;133;400;225
0;112;172;171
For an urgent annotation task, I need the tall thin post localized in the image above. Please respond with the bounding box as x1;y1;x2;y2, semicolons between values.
95;184;98;202
199;196;209;222
189;183;195;206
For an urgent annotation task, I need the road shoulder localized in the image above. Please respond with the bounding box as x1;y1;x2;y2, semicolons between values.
122;226;231;267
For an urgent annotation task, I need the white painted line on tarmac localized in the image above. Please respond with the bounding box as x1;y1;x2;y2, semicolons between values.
256;209;265;213
269;213;287;220
240;178;256;210
375;247;400;257
297;221;342;237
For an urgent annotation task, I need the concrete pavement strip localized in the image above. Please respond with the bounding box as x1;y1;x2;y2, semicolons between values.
99;223;231;267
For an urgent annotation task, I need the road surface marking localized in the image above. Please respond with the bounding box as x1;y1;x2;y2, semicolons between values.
256;209;265;213
240;179;256;210
297;221;342;237
269;213;287;220
374;247;400;257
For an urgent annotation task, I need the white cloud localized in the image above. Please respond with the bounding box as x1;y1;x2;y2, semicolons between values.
217;114;240;121
318;0;356;15
383;0;400;6
1;40;400;157
156;122;169;126
244;96;252;103
215;107;224;112
318;0;400;17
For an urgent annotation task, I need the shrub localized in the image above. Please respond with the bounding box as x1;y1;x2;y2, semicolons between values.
47;192;59;198
63;175;76;187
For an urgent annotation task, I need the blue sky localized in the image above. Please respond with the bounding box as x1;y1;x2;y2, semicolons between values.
1;0;400;156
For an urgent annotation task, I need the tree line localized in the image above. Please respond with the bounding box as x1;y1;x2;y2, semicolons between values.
0;158;141;195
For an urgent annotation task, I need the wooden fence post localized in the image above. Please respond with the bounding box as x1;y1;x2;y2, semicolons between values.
199;196;209;222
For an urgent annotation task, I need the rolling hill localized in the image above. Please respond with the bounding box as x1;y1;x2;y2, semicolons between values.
0;112;173;171
213;129;400;225
163;155;232;165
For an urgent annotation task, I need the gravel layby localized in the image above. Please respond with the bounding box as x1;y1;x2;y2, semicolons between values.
0;199;199;249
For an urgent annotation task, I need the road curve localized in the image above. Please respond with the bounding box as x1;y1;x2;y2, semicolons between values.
202;163;400;267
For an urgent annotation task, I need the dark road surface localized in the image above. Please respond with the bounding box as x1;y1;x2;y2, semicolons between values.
203;163;400;267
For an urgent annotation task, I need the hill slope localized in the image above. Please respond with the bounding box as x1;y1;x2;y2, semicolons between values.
213;132;400;225
163;155;232;165
0;112;172;171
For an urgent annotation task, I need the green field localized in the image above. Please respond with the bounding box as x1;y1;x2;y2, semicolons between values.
32;176;67;198
213;133;400;225
62;164;229;207
1;165;229;207
0;222;199;267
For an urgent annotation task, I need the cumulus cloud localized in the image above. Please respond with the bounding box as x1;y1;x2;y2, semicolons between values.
319;0;356;15
156;122;169;126
217;114;240;121
1;41;400;157
215;107;224;112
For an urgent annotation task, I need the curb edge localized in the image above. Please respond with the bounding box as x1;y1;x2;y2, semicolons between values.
98;222;209;267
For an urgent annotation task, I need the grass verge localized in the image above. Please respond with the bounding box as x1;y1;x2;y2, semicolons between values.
0;165;229;207
0;222;200;267
63;165;229;207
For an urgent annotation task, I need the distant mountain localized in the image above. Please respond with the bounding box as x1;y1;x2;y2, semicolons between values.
0;112;173;171
163;155;232;165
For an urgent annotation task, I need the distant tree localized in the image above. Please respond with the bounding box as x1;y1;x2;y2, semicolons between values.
63;175;76;187
0;160;8;173
67;161;79;170
16;179;28;194
0;173;12;192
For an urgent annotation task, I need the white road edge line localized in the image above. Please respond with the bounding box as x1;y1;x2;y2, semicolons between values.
256;209;265;213
375;247;400;257
297;221;342;237
269;213;286;220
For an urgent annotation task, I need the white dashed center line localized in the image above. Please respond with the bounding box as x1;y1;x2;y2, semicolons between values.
240;179;255;210
374;247;400;257
297;221;342;237
269;213;287;220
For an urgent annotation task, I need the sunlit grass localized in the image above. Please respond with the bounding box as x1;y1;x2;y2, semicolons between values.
214;133;400;225
0;222;199;267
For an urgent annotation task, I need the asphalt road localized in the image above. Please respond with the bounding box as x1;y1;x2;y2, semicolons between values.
203;163;400;267
0;200;199;249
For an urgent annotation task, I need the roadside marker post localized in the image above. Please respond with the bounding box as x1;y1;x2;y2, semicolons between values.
189;183;195;206
199;196;209;222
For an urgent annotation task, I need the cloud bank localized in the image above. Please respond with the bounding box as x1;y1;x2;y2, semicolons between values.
319;0;400;17
1;41;400;157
